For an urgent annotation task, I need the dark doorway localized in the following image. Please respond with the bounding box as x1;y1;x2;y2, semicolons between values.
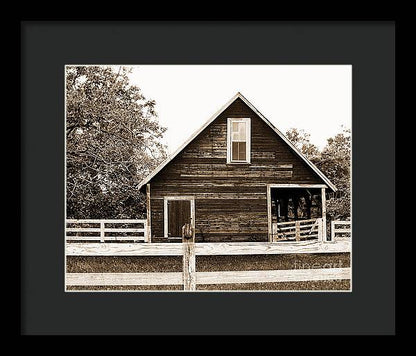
168;200;191;238
270;187;322;223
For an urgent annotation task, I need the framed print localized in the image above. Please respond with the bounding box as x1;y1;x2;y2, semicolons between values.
21;20;395;335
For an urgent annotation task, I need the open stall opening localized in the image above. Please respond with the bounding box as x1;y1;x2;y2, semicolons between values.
268;186;326;242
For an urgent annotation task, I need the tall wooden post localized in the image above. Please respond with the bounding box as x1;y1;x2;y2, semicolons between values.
321;187;327;242
318;218;323;242
100;221;105;242
295;221;301;241
146;184;151;243
330;220;335;242
182;223;196;291
267;185;272;242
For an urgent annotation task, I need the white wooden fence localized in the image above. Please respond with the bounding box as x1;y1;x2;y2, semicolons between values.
330;220;351;241
65;219;351;290
66;219;148;243
66;240;351;290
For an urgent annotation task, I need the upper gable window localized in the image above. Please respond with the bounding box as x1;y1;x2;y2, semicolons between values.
227;118;251;163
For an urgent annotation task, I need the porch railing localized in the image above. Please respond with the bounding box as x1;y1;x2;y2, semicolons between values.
271;218;323;242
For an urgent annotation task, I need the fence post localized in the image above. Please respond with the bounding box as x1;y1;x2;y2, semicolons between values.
321;187;327;242
146;183;152;243
271;223;276;242
100;221;105;242
330;221;335;242
182;223;196;291
143;221;148;243
317;218;323;242
295;221;301;241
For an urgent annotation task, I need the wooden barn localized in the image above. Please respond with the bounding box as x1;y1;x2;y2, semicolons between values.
139;93;336;243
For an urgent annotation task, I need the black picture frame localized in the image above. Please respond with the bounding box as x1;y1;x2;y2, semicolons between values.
21;20;395;335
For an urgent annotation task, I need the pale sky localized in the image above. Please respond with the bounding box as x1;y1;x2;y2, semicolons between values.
128;65;351;154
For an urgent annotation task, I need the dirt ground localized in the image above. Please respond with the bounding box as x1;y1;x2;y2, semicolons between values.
66;253;350;291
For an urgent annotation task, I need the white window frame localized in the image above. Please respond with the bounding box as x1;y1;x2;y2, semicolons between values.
227;117;251;164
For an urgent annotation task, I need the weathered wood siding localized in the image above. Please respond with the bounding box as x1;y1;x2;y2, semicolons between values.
150;98;323;242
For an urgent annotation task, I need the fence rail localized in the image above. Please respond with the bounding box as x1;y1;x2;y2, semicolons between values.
272;218;323;242
66;268;351;287
66;240;351;256
66;219;148;242
330;220;351;241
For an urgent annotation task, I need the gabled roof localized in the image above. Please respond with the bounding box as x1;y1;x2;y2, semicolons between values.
138;92;337;192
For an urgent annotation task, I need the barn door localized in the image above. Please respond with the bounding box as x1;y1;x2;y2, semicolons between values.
167;200;191;238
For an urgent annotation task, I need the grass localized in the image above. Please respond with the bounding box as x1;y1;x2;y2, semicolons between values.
197;280;350;291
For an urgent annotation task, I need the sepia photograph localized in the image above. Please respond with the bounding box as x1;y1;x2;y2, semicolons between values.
65;64;352;291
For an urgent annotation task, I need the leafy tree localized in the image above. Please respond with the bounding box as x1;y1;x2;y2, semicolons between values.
286;127;351;220
66;66;167;219
285;128;321;163
317;128;351;220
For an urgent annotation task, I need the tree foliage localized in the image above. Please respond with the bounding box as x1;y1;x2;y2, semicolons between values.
286;127;351;220
317;128;351;220
285;128;320;163
66;66;167;219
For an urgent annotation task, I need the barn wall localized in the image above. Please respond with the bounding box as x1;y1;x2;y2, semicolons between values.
150;98;323;242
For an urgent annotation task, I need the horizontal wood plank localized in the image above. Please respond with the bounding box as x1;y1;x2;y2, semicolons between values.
274;231;315;236
276;218;318;226
66;219;101;224
66;240;351;256
66;236;145;241
334;229;351;233
267;184;327;188
196;268;351;284
66;236;101;241
66;228;101;232
194;241;351;255
104;228;145;232
66;243;184;256
276;223;317;231
274;234;319;241
66;268;351;286
67;219;146;224
66;272;183;286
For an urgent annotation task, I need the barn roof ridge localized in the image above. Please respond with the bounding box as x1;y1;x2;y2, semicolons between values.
138;92;337;192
